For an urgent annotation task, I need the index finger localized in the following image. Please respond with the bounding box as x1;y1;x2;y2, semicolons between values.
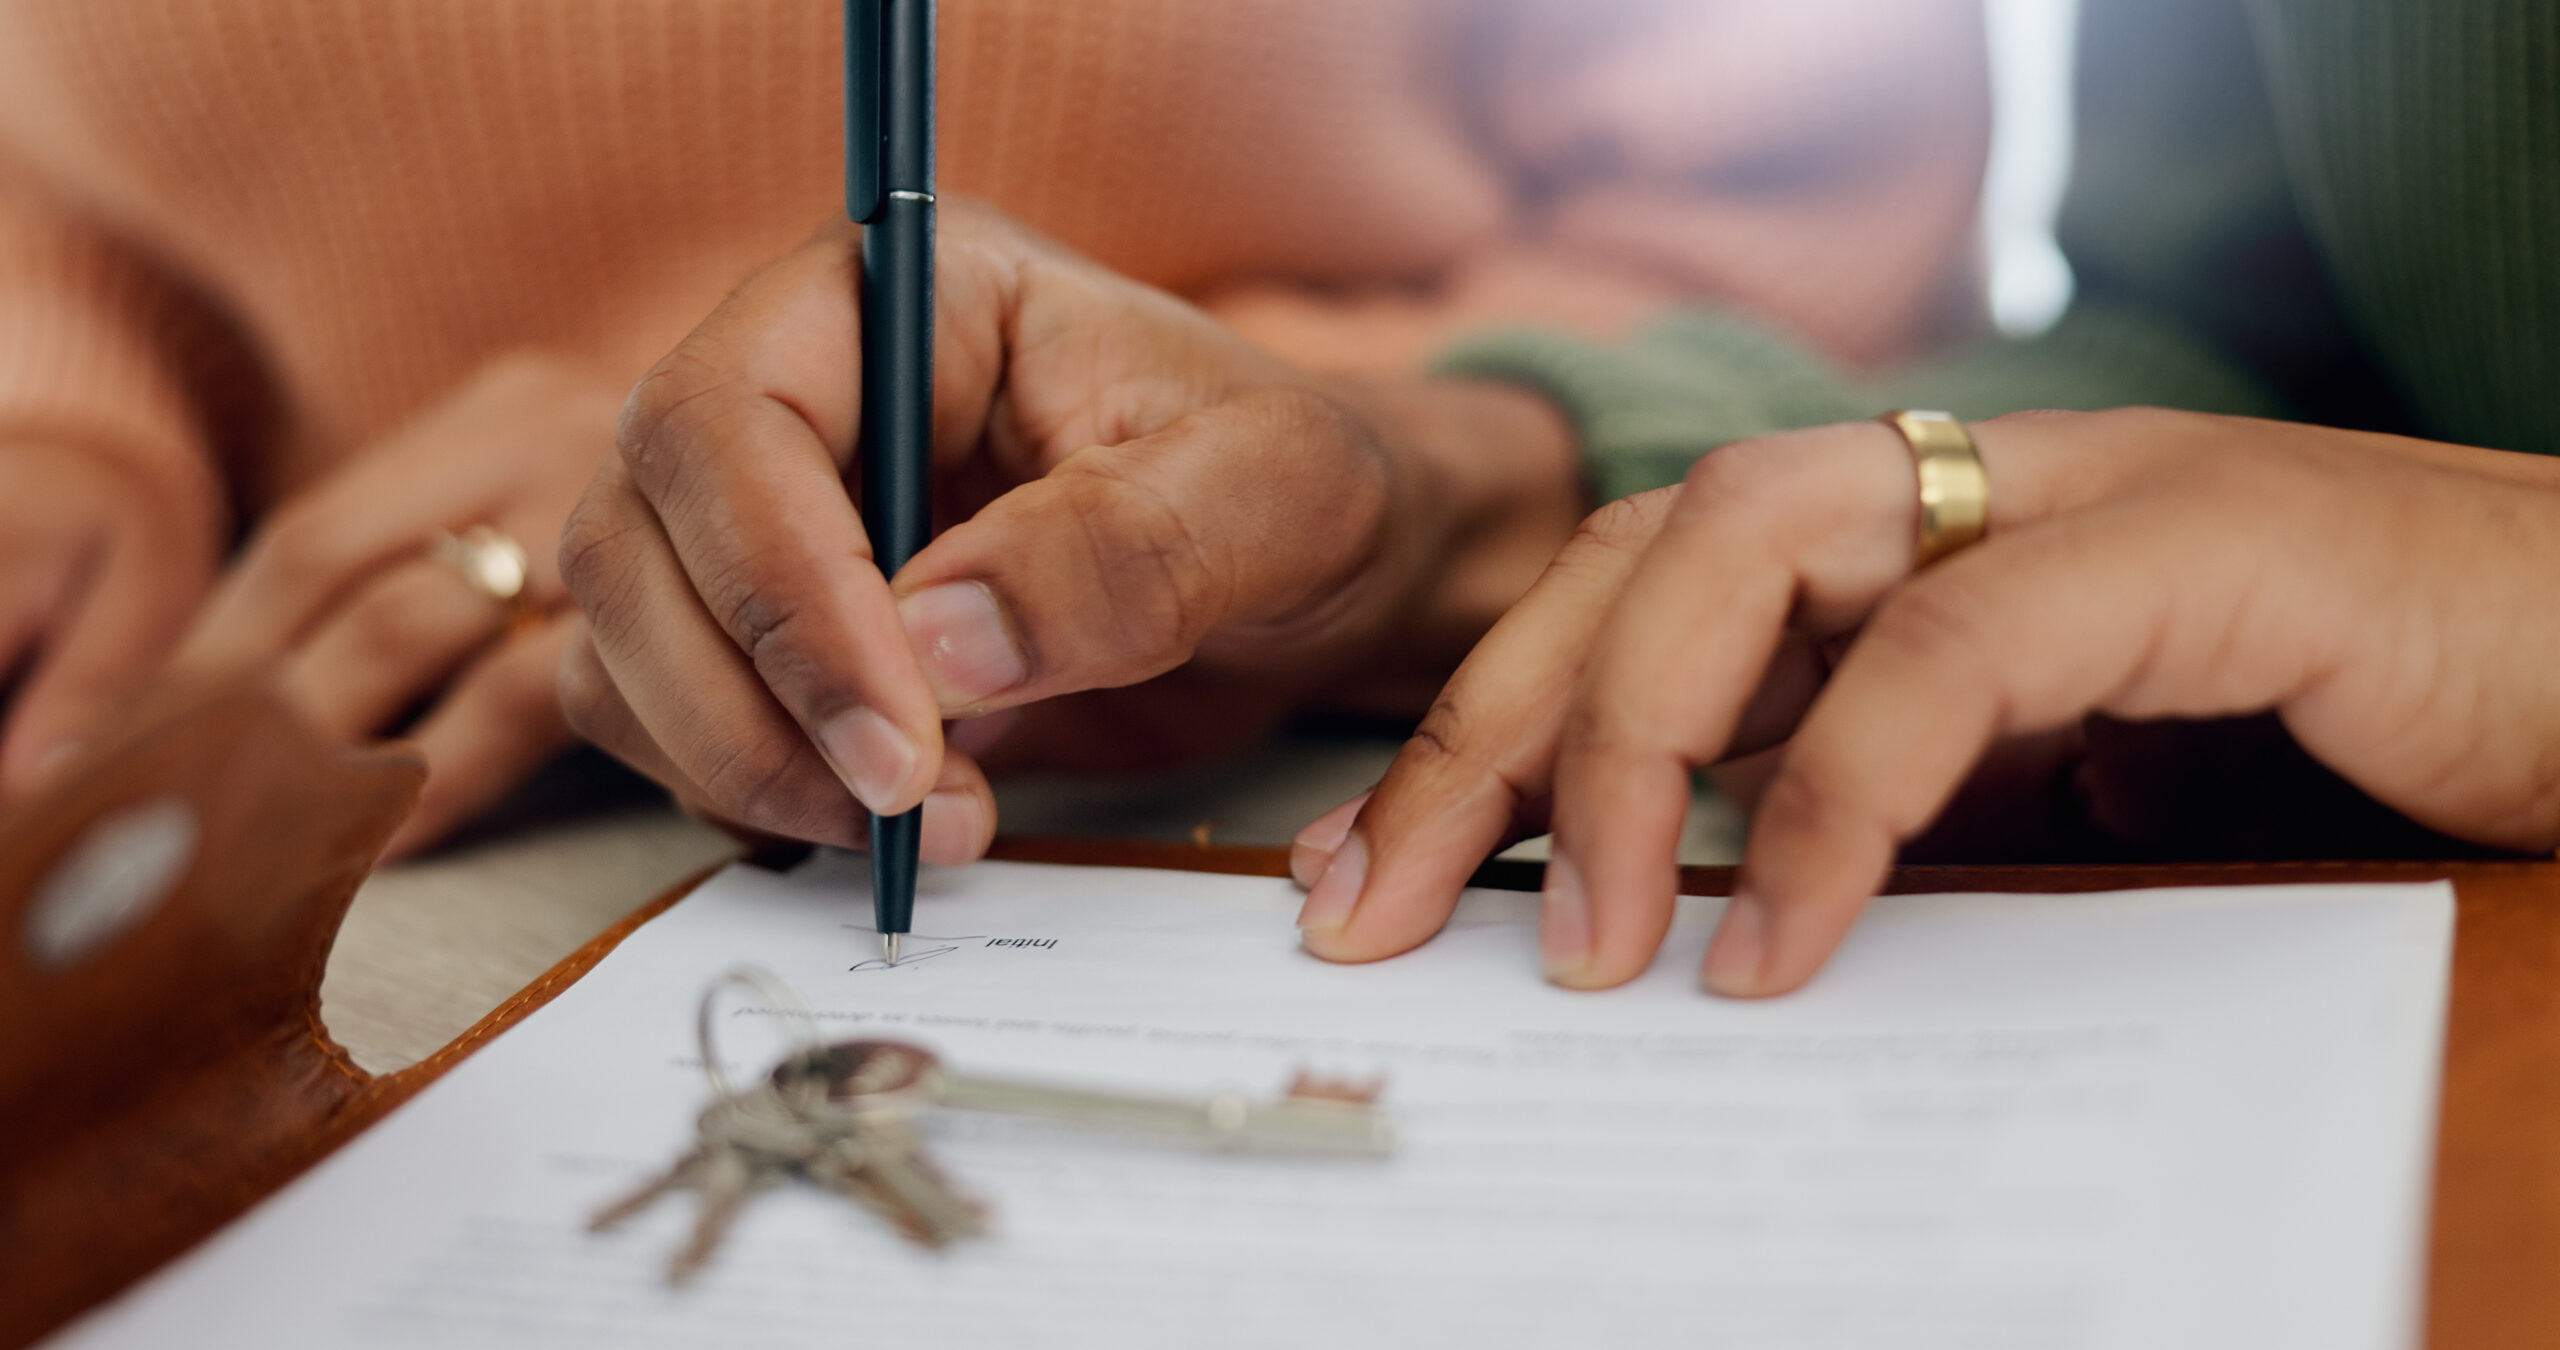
602;223;945;815
1295;489;1679;967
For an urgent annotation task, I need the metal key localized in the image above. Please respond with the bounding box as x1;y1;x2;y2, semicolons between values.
795;1039;1396;1156
588;1074;844;1284
594;967;980;1279
776;1057;987;1248
594;967;1392;1281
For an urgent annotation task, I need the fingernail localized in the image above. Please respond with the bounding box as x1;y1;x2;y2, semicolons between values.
1540;849;1594;982
817;706;921;813
919;788;990;865
1290;791;1372;888
1295;831;1368;934
1702;889;1770;997
900;582;1030;710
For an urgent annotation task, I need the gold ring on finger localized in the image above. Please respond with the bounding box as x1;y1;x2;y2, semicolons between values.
1879;409;1987;569
428;524;533;619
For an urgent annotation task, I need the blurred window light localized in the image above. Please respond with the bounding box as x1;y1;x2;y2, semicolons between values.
1982;0;2080;337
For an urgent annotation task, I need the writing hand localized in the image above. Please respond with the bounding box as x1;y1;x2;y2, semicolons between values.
558;202;1581;861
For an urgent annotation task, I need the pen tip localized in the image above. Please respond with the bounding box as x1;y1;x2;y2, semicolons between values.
883;932;901;966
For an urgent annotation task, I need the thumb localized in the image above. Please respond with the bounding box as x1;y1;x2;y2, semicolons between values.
891;387;1394;715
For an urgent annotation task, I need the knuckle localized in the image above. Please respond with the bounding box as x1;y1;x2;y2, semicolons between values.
1401;694;1539;815
554;495;648;619
712;563;812;676
1405;696;1472;771
1863;577;1996;669
1677;425;1898;552
679;540;823;687
1571;489;1675;553
1754;761;1855;838
1269;386;1393;527
1678;433;1793;502
693;735;800;821
691;734;843;840
554;501;614;597
616;354;745;491
617;357;698;452
1055;457;1226;656
1554;674;1678;775
1559;695;1617;762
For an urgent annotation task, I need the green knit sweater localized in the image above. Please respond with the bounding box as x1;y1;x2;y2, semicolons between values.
1442;0;2560;504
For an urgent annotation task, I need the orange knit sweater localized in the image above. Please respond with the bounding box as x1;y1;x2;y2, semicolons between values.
0;0;1987;514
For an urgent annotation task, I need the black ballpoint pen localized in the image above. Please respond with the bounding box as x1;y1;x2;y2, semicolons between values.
846;0;934;965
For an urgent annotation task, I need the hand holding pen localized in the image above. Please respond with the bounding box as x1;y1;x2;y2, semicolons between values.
554;202;1583;885
846;0;936;960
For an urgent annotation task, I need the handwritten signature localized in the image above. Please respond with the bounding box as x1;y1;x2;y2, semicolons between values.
839;927;1060;972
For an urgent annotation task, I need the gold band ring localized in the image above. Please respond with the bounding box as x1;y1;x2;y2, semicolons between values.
1880;410;1987;568
428;524;531;608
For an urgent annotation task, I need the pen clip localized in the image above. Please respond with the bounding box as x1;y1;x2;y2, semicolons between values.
843;0;886;223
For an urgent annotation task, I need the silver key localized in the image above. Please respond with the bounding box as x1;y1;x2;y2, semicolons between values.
776;1058;987;1248
666;1146;766;1284
806;1129;987;1247
599;967;1392;1279
589;1078;838;1284
598;966;1002;1273
801;1039;1396;1156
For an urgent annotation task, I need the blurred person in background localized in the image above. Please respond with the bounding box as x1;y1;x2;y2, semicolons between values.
0;0;1989;855
558;0;2556;998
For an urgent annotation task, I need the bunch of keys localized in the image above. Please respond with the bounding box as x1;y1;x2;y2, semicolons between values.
590;966;1394;1284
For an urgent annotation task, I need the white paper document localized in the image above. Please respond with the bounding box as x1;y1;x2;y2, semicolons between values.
56;858;2451;1350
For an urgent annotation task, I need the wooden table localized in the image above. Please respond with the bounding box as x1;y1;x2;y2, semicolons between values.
15;834;2554;1348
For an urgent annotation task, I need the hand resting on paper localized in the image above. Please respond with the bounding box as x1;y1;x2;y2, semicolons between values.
557;201;1585;863
1292;409;2560;995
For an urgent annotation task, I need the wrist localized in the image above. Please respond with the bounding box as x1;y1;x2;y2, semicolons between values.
1324;376;1588;712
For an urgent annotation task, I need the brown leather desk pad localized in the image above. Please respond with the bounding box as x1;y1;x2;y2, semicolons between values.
3;706;2553;1347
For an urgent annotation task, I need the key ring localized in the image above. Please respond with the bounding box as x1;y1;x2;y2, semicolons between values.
695;965;823;1098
